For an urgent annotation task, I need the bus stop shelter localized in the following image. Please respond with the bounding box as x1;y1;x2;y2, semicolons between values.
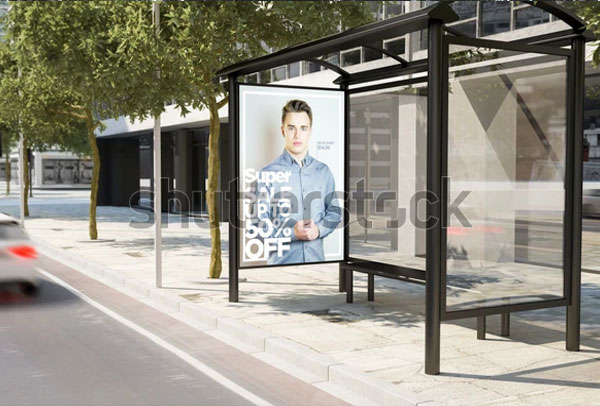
218;1;590;375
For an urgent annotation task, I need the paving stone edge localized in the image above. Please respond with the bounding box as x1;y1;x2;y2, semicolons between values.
31;236;437;406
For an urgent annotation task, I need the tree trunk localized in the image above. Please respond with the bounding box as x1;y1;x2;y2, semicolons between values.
23;137;29;217
207;95;222;278
5;149;10;196
85;108;100;240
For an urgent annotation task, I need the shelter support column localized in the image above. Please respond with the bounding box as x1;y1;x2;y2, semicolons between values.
566;37;584;351
425;19;445;375
229;75;239;303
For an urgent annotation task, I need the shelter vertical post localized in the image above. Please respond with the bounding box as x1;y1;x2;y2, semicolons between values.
340;82;350;293
566;37;584;350
425;19;444;376
229;74;239;303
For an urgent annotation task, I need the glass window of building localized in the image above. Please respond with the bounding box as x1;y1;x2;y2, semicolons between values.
303;61;321;75
514;6;550;29
384;2;404;19
288;62;301;79
363;41;383;63
245;73;258;84
383;37;406;56
451;20;477;37
481;1;511;36
342;49;362;67
271;66;286;81
450;1;477;20
324;52;340;67
259;70;271;84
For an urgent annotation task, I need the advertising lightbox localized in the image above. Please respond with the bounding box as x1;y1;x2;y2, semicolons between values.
239;84;345;267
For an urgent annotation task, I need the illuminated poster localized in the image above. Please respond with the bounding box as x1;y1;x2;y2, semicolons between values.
239;85;344;267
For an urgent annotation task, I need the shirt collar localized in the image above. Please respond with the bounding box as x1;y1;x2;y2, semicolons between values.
281;148;312;167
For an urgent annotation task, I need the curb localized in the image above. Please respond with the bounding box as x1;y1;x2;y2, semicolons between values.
31;236;436;406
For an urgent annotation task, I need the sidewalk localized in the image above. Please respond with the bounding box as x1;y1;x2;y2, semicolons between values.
2;188;600;405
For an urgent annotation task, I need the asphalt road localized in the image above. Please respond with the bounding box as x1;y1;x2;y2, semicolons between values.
0;255;347;406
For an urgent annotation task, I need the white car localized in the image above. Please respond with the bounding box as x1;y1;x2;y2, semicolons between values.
0;214;40;296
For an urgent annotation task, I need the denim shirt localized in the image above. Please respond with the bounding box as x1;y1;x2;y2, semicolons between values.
256;149;342;265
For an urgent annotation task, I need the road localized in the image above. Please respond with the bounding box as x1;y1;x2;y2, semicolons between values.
0;255;347;406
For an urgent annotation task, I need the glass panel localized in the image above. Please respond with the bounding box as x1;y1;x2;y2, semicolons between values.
582;75;600;272
446;44;568;311
349;85;428;270
481;2;511;36
450;2;477;20
341;49;361;67
515;7;550;29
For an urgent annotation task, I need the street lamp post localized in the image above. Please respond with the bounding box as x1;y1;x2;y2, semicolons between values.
153;1;162;288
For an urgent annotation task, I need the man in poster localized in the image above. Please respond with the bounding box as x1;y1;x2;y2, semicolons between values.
253;99;342;265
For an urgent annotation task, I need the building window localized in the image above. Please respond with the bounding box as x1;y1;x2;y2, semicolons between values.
450;1;477;20
451;20;477;37
245;73;258;84
271;66;286;81
288;62;301;78
384;2;404;19
383;37;406;56
514;6;550;29
303;61;321;75
259;70;271;84
341;48;361;67
324;52;340;67
481;1;511;36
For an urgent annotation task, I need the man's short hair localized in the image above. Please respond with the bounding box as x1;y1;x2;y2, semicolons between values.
282;99;312;126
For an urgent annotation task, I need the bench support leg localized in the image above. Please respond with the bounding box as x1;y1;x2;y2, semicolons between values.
477;316;486;340
345;270;353;303
338;267;346;292
367;274;374;301
501;313;510;337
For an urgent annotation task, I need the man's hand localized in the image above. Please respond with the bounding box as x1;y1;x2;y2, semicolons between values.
294;219;320;241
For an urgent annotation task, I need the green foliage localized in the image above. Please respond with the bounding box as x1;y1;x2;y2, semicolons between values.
160;1;374;110
562;0;600;65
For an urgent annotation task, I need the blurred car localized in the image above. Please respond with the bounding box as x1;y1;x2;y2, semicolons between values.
0;213;39;296
583;189;600;218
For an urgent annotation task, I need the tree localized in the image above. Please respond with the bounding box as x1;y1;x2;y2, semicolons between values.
0;122;17;195
5;1;173;238
159;1;374;278
562;1;600;65
0;39;92;214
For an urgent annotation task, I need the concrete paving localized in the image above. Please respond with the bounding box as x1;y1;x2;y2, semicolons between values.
1;187;599;405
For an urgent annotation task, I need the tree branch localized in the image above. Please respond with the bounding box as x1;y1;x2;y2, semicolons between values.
59;110;87;120
216;97;228;110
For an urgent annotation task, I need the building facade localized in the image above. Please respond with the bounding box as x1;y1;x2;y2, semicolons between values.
97;1;600;220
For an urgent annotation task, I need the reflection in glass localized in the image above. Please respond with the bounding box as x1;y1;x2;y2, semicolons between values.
349;85;427;270
450;1;477;20
446;45;568;311
515;7;550;29
481;2;511;36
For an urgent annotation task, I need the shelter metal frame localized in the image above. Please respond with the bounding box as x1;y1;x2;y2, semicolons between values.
218;1;589;375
